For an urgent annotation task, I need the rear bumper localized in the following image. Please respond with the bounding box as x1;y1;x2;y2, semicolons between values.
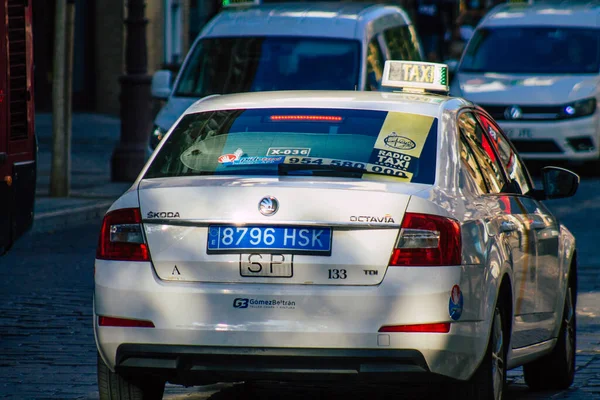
112;344;460;386
94;260;492;382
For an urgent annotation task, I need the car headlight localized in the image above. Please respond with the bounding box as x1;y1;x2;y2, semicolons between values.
559;98;596;119
149;125;167;149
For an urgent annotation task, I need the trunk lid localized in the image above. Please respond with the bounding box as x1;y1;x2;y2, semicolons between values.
139;176;428;286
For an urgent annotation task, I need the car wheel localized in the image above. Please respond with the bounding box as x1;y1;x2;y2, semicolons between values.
523;281;576;390
97;352;165;400
454;305;506;400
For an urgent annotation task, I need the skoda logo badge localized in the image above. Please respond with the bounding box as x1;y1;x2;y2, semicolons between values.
259;196;278;216
504;105;522;120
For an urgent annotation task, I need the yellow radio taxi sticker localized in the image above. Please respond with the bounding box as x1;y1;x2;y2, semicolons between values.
367;112;435;181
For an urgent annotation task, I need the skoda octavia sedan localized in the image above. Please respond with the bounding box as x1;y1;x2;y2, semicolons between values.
94;61;579;400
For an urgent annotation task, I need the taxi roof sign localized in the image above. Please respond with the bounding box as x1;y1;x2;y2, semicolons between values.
222;0;260;7
382;61;449;94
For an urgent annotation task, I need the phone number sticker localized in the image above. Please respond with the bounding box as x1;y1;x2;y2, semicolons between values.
283;157;409;178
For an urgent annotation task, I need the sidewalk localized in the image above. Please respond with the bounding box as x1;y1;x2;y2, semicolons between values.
32;113;134;233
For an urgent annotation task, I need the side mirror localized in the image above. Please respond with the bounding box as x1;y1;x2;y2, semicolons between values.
151;70;173;100
539;166;580;200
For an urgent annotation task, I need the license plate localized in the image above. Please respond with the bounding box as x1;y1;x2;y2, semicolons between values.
240;253;293;277
505;128;532;139
207;225;332;254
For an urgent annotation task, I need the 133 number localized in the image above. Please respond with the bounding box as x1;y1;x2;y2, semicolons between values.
328;269;347;279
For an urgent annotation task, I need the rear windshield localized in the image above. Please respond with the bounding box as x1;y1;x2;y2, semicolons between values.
174;37;361;97
460;27;600;74
144;108;438;184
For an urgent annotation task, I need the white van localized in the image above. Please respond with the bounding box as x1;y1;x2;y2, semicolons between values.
149;0;423;148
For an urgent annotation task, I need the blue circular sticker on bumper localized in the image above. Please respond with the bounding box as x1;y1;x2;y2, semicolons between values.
449;285;464;321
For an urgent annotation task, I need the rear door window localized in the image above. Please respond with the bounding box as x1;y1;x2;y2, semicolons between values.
478;114;533;195
145;108;439;184
459;133;488;194
457;112;506;193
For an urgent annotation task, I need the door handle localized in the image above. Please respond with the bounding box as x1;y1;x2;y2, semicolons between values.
499;221;517;233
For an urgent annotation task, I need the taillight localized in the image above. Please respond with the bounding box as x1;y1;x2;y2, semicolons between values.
378;322;450;333
96;208;149;261
389;212;461;266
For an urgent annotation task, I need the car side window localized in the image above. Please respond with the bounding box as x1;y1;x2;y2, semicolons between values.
457;112;506;194
366;36;385;91
460;133;488;194
478;114;533;195
383;25;422;61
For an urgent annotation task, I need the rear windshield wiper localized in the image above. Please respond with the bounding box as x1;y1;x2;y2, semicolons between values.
278;163;365;178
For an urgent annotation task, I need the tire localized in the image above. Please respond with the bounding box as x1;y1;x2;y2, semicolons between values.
523;281;576;391
454;305;507;400
97;352;165;400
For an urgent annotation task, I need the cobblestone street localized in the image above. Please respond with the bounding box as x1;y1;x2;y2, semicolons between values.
1;179;600;399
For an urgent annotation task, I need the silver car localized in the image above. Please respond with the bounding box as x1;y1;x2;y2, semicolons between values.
95;62;579;400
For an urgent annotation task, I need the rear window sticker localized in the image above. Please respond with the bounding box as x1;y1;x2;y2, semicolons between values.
374;112;433;156
364;163;408;178
282;156;409;178
267;147;311;156
283;156;363;168
223;156;285;165
383;133;416;150
369;149;414;171
218;148;244;163
368;112;435;181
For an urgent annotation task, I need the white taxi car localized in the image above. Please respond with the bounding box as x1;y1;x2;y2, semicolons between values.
450;1;600;165
95;62;579;400
149;0;423;148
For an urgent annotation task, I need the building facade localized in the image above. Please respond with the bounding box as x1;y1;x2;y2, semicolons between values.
33;0;191;115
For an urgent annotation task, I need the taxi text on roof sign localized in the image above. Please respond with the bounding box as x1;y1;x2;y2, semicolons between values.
222;0;260;7
382;61;449;94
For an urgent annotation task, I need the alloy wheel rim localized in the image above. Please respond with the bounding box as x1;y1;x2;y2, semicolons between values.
491;309;505;400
